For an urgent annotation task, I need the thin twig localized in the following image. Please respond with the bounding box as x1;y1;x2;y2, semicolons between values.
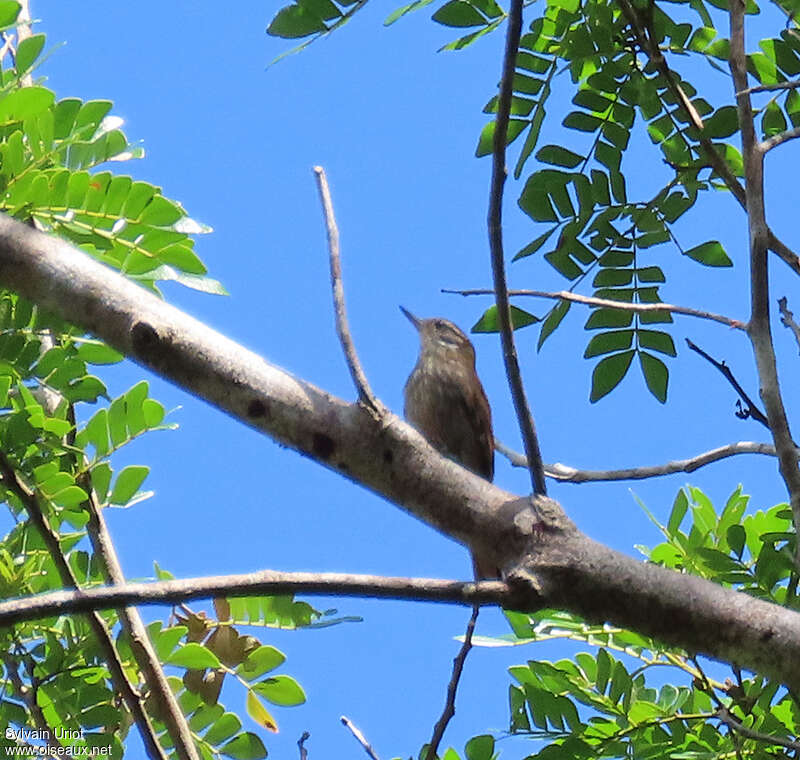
2;652;63;751
741;80;800;94
497;439;780;482
341;716;381;760
488;0;547;496
778;296;800;352
0;572;515;626
685;338;769;428
717;707;800;751
424;606;480;760
0;453;169;760
75;440;198;759
767;231;800;274
729;0;800;563
760;125;800;154
313;166;382;414
298;732;310;760
444;288;746;329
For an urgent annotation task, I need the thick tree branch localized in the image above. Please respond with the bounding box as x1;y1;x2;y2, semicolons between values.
0;453;171;760
497;440;779;482
489;0;547;496
729;0;800;552
313;166;381;413
444;287;746;329
3;216;800;687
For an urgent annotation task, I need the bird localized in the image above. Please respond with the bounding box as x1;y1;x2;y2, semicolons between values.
400;306;496;577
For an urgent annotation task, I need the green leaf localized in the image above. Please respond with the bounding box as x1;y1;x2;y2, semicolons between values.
584;330;633;357
0;2;20;28
237;646;286;680
538;299;570;350
684;240;732;266
514;225;559;260
786;90;800;127
268;5;327;38
536;144;583;168
205;712;242;747
50;485;88;508
728;524;746;559
15;33;46;73
563;111;603;132
639;351;668;403
167;643;221;669
220;732;268;760
0;86;55;122
432;0;487;27
109;465;149;505
638;329;676;356
475;118;527;156
762;100;787;137
253;675;306;706
76;341;124;365
704;105;739;138
465;735;495;760
472;304;539;333
384;0;436;25
589;350;635;402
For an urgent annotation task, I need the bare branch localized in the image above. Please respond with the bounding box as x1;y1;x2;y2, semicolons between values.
341;716;381;760
778;296;800;352
0;572;515;625
489;0;547;496
717;707;800;751
0;452;172;760
768;231;800;274
497;439;780;482
5;215;800;687
741;80;800;94
685;338;769;428
2;652;63;751
760;125;800;154
729;0;800;556
74;431;197;759
425;606;479;760
298;732;311;760
444;288;746;330
313;166;382;413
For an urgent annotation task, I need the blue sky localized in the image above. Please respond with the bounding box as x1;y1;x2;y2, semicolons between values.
36;1;800;757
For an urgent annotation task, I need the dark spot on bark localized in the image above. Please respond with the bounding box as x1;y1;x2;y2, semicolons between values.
760;628;775;642
312;433;335;460
131;321;160;355
247;399;269;419
383;449;393;464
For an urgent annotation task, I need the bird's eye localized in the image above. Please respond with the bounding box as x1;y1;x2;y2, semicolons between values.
439;329;461;346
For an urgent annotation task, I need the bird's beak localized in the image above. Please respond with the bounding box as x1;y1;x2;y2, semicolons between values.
400;306;422;331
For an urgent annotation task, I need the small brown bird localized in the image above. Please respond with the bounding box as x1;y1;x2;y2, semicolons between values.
401;307;496;577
